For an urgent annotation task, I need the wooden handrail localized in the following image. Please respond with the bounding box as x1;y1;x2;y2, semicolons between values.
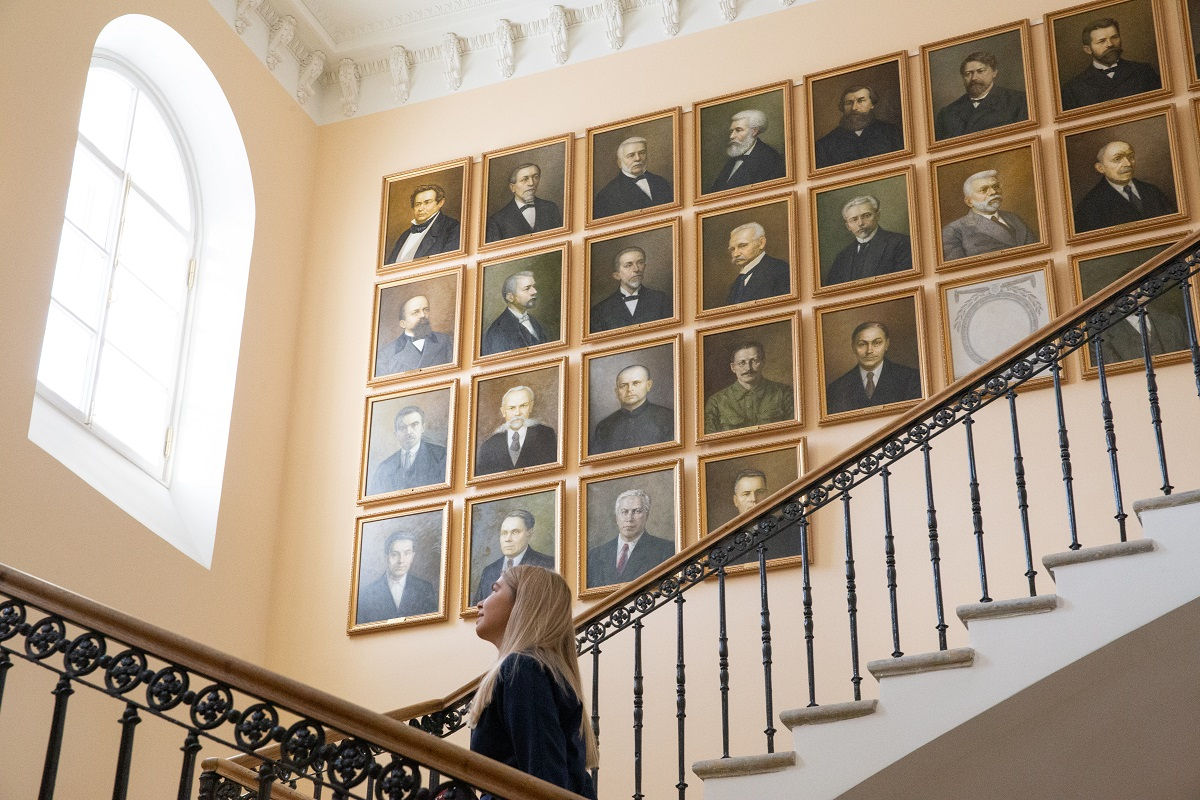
371;232;1200;724
201;757;313;800
0;564;588;800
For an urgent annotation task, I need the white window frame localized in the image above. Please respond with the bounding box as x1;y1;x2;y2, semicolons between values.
29;14;255;568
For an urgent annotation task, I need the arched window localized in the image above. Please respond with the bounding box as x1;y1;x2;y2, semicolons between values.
38;58;198;480
30;15;255;567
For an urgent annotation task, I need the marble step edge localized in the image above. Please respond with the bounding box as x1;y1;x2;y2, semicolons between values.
1042;539;1156;578
867;646;974;680
692;750;797;780
957;593;1059;627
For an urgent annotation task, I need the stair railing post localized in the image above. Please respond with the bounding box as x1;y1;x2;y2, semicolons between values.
1006;389;1038;597
1092;331;1129;542
756;542;776;753
1135;304;1172;496
38;675;74;800
111;702;141;800
963;415;991;603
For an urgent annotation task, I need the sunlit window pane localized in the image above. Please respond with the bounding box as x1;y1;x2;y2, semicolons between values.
119;192;188;309
63;144;120;249
92;346;168;469
107;264;181;385
128;95;190;227
78;68;134;168
38;304;96;410
51;225;109;330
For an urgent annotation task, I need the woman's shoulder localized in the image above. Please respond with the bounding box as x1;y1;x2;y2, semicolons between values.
498;651;548;678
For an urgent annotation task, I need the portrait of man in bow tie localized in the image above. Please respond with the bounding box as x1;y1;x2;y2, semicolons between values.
695;83;792;201
585;221;677;339
361;386;453;502
1053;11;1163;113
591;136;675;221
478;247;566;359
1061;109;1182;238
379;160;468;270
582;465;679;595
372;268;461;382
938;154;1042;265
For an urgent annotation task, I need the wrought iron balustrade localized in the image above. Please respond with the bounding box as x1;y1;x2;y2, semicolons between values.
0;565;587;800
396;236;1200;799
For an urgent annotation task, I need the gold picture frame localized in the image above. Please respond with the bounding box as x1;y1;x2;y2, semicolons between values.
583;217;681;343
474;242;570;364
692;81;795;204
378;157;470;273
466;357;567;485
695;192;798;319
358;379;456;505
460;480;564;617
347;501;452;633
586;107;682;228
696;311;802;443
368;264;463;386
578;458;682;599
478;133;573;252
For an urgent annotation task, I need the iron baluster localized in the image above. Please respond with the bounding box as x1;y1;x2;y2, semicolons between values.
963;415;992;603
632;618;644;800
841;492;862;700
881;467;903;657
1051;361;1081;550
197;768;217;800
757;543;776;753
39;676;74;800
1092;333;1129;541
1136;306;1173;496
590;644;601;793
799;511;817;707
0;650;11;717
111;702;141;800
177;730;202;800
675;594;687;800
1179;267;1200;396
922;442;949;650
717;564;730;759
256;761;278;800
1007;390;1038;596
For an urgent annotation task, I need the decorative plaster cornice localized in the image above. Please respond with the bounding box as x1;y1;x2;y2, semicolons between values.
219;0;813;123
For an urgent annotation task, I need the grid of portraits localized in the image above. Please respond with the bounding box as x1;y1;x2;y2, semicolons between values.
348;0;1200;633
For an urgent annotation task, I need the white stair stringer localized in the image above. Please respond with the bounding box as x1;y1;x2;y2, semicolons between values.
700;490;1200;800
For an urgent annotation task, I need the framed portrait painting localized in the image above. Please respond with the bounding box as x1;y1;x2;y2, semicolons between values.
581;335;682;464
1046;0;1170;119
809;166;920;296
930;138;1049;270
379;158;469;272
475;244;568;363
938;261;1057;385
695;193;797;319
587;107;681;227
1057;106;1185;243
479;134;572;251
815;289;929;425
805;52;912;177
1184;0;1200;87
693;81;794;204
697;438;808;574
348;501;450;633
697;312;801;443
1070;235;1193;377
369;265;463;385
358;380;456;504
583;218;681;342
578;459;682;599
461;481;563;616
921;21;1037;150
467;357;566;485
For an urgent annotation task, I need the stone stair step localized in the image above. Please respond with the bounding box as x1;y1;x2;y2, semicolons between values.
1042;539;1155;579
1133;488;1200;518
867;647;974;680
780;699;877;730
956;594;1058;627
692;750;797;780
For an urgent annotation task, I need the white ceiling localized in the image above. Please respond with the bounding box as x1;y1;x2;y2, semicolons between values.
208;0;814;124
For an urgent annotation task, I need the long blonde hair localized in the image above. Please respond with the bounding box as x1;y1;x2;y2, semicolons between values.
467;565;599;767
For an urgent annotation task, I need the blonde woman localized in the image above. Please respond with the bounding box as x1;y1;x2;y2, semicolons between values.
468;565;598;799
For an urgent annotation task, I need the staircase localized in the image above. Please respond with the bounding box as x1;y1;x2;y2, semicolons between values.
697;489;1200;798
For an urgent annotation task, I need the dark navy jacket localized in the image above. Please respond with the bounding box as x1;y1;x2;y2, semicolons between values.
470;653;597;800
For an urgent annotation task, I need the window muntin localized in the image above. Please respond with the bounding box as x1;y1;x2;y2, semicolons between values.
37;59;197;481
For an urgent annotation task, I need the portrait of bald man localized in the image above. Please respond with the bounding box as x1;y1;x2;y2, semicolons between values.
593;136;675;219
589;364;675;455
1072;140;1177;234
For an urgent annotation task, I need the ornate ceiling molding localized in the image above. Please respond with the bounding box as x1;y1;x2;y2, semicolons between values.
211;0;813;123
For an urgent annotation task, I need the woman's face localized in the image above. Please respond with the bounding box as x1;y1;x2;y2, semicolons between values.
475;574;516;646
